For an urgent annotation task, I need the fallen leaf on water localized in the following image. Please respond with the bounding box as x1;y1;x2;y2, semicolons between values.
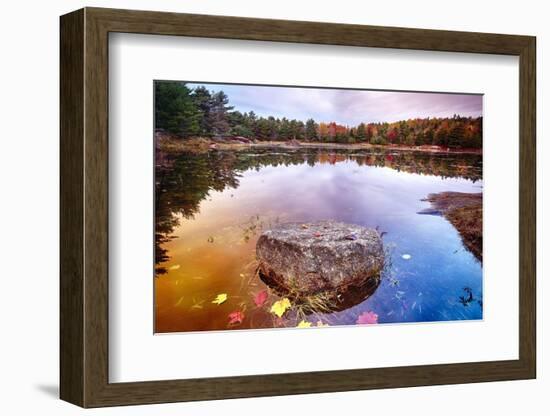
356;311;379;325
212;293;228;305
169;264;180;271
253;290;268;307
316;321;329;327
191;299;204;309
239;273;245;278
228;311;244;325
300;224;309;229
174;296;184;306
270;298;291;317
297;320;311;328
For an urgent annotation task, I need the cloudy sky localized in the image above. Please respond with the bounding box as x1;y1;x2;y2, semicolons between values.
187;82;482;126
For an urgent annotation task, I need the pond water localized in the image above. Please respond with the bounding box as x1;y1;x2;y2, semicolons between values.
155;147;483;333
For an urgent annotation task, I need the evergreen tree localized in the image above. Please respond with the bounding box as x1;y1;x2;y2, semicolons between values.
155;81;199;137
209;91;233;137
279;118;291;140
244;111;257;136
267;116;279;140
356;123;367;141
305;118;318;141
448;123;466;148
256;117;271;140
191;86;213;137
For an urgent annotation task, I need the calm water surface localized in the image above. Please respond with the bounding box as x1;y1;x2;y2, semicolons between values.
155;148;483;333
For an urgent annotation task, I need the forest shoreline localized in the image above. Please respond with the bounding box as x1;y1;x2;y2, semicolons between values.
156;132;483;155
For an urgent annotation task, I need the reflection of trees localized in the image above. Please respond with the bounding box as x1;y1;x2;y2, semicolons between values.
155;151;241;274
155;147;482;275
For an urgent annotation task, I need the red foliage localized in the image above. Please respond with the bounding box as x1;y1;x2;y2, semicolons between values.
356;311;378;325
253;290;268;307
228;311;244;325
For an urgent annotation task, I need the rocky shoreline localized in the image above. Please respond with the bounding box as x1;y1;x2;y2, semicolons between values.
155;131;483;155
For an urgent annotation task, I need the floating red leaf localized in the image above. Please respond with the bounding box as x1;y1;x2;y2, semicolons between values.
253;290;268;307
228;311;244;325
356;311;378;325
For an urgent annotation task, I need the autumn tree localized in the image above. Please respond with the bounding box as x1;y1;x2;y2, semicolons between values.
318;122;330;142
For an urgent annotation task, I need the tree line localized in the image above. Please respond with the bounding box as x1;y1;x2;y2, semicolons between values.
155;81;482;148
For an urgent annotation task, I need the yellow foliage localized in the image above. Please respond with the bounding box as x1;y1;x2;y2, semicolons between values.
211;293;228;305
270;298;291;317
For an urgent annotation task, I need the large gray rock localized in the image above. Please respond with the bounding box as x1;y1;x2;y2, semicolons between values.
256;221;384;297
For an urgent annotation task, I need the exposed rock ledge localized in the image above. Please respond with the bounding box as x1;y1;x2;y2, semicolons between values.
256;221;384;298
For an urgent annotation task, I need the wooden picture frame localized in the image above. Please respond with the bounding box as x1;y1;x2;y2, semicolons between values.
60;7;536;408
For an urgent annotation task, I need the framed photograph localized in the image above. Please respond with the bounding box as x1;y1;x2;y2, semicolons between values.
60;7;536;407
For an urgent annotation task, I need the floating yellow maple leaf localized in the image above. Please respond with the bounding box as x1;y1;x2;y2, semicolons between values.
297;320;311;328
169;264;180;271
270;298;291;317
316;321;329;327
212;293;228;305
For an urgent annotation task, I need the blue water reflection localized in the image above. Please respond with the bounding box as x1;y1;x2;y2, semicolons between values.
238;159;483;324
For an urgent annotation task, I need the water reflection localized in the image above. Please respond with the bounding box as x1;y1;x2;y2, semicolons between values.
155;147;482;274
154;147;483;332
258;266;381;314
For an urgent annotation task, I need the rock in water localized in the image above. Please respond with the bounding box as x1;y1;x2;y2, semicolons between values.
256;221;384;296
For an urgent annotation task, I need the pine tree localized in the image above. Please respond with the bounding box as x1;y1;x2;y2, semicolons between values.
279;118;291;140
155;81;199;137
209;91;233;137
448;123;466;148
191;86;213;137
305;118;318;141
356;123;367;141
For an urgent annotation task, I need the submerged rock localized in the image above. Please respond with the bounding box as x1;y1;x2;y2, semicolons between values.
256;221;384;297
